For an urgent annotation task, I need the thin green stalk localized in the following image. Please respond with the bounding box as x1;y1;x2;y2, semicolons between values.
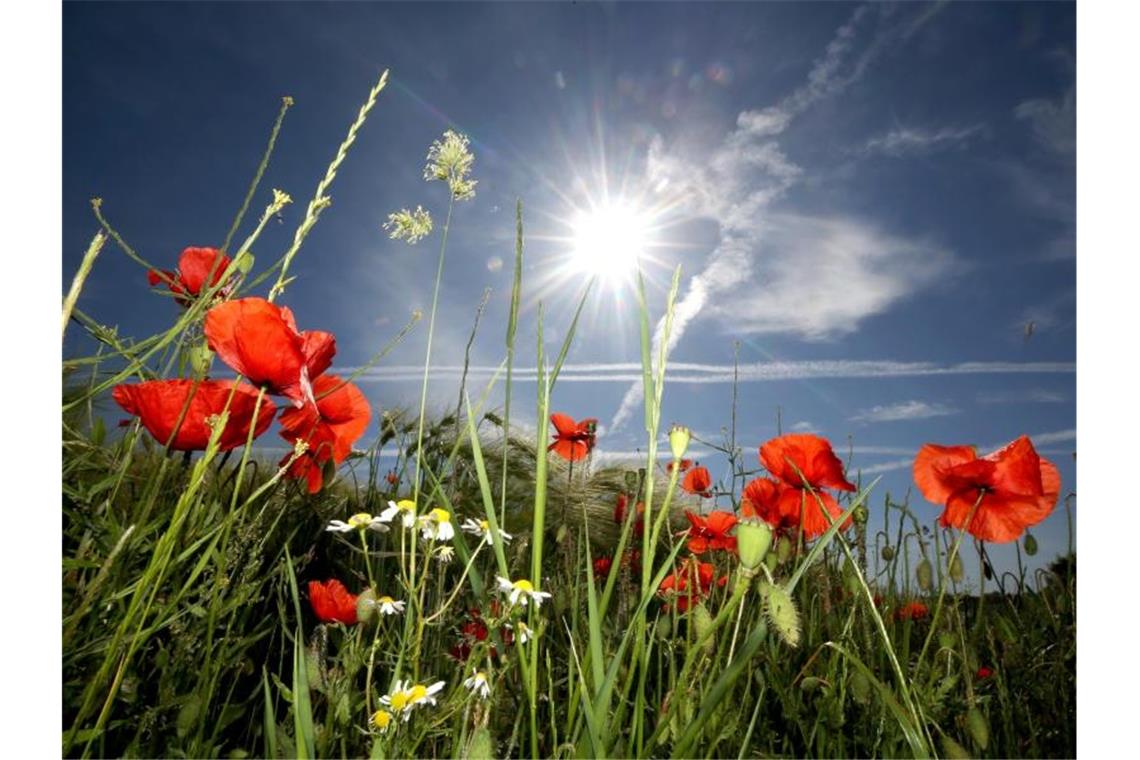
221;96;294;253
62;231;107;341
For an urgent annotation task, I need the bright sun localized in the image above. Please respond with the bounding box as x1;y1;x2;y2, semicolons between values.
570;202;650;282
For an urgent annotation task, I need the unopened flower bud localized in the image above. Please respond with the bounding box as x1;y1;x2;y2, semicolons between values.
356;588;377;623
916;559;933;592
1023;533;1038;556
881;545;895;562
949;552;964;583
761;581;800;648
736;519;773;571
965;707;989;750
690;603;715;655
669;425;691;460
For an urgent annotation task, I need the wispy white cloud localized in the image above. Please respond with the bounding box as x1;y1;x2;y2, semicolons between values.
855;428;1076;475
791;421;816;432
976;389;1067;405
1014;50;1075;157
861;124;986;156
850;400;958;423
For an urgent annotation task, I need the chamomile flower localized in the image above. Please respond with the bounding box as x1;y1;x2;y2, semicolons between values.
496;577;552;608
371;708;393;733
463;670;491;700
376;595;406;616
379;499;417;529
326;512;390;533
515;621;534;644
380;679;446;720
435;545;456;564
460;517;513;545
418;508;455;542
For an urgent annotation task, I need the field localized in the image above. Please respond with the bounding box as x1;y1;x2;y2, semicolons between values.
62;73;1076;759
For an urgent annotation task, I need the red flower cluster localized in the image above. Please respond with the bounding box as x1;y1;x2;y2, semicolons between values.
681;465;713;498
592;549;641;581
548;413;597;462
308;579;358;625
614;494;646;538
667;459;692;474
148;247;233;306
913;435;1061;543
657;558;727;613
112;379;275;451
740;434;856;539
684;510;737;555
895;601;930;622
448;604;513;662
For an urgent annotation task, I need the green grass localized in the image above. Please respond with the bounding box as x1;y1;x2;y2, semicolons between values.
62;75;1075;759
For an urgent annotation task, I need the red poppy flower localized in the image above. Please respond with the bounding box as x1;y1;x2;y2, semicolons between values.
681;465;713;498
615;494;646;537
148;247;233;306
976;666;994;680
667;459;693;474
204;297;336;407
684;510;738;554
741;477;795;531
278;375;371;494
593;556;613;579
548;413;597;462
895;601;929;622
657;558;727;613
385;470;399;486
308;579;358;624
913;435;1061;543
112;379;276;451
760;434;856;539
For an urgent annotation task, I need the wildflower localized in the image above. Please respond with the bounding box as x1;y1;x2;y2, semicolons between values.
385;470;400;486
976;666;994;680
614;494;645;537
435;545;455;564
418;508;455;542
326;512;389;533
548;413;597;462
112;379;276;451
741;477;793;531
424;129;477;200
308;579;358;625
515;621;533;644
375;595;406;616
592;556;613;580
371;709;393;733
496;577;552;608
667;458;693;474
379;499;417;528
380;679;447;720
657;558;726;613
669;424;691;459
148;247;233;306
384;205;434;243
681;465;713;498
683;510;738;554
760;434;857;539
460;518;513;545
913;435;1061;543
204;297;336;407
895;601;930;622
463;670;491;700
278;375;371;494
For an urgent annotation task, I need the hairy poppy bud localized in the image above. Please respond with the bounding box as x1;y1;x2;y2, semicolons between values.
949;553;964;583
916;559;933;592
965;707;989;750
849;671;871;705
690;603;715;655
355;588;376;624
776;536;793;564
853;505;869;525
761;582;801;648
624;470;639;490
187;341;214;377
1024;533;1038;556
881;545;895;562
941;735;972;760
669;425;691;460
736;519;773;571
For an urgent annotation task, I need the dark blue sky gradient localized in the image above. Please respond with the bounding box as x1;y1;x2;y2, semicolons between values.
64;2;1076;585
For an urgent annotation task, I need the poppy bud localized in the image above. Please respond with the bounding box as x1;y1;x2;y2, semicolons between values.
765;551;779;573
776;536;793;564
736;519;772;571
655;616;672;640
467;728;493;759
849;671;871;705
842;558;861;595
187;342;214;377
690;603;715;655
624;470;639;490
880;545;895;562
669;424;691;460
234;250;255;274
916;559;933;592
852;505;869;525
949;553;964;583
799;676;824;694
761;582;800;648
965;707;989;750
941;735;972;760
356;588;377;624
1023;533;1038;556
938;631;955;650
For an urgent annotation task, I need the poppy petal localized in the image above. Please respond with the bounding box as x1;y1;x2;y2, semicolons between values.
914;444;978;504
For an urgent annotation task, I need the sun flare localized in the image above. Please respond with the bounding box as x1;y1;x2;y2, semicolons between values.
570;202;650;282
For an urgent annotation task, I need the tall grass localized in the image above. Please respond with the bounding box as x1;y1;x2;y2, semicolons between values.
62;75;1075;759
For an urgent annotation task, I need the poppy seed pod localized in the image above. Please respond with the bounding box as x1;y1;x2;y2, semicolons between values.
736;519;773;571
881;545;895;562
916;559;933;591
669;424;691;460
761;582;801;648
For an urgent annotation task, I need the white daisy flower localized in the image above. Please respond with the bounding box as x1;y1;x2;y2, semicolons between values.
496;577;552;608
463;670;491;700
326;512;390;533
376;595;406;616
515;621;534;644
460;517;513;545
418;508;455;542
380;679;446;720
435;545;456;564
379;499;417;528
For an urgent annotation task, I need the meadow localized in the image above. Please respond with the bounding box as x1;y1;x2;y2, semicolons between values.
62;72;1076;759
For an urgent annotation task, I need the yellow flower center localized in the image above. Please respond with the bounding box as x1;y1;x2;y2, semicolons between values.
389;691;410;711
397;499;416;512
379;596;395;605
371;709;392;729
408;684;429;704
479;520;489;532
513;579;535;593
429;508;451;524
348;513;373;529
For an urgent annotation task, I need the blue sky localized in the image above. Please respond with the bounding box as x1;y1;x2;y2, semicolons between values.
63;2;1075;585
